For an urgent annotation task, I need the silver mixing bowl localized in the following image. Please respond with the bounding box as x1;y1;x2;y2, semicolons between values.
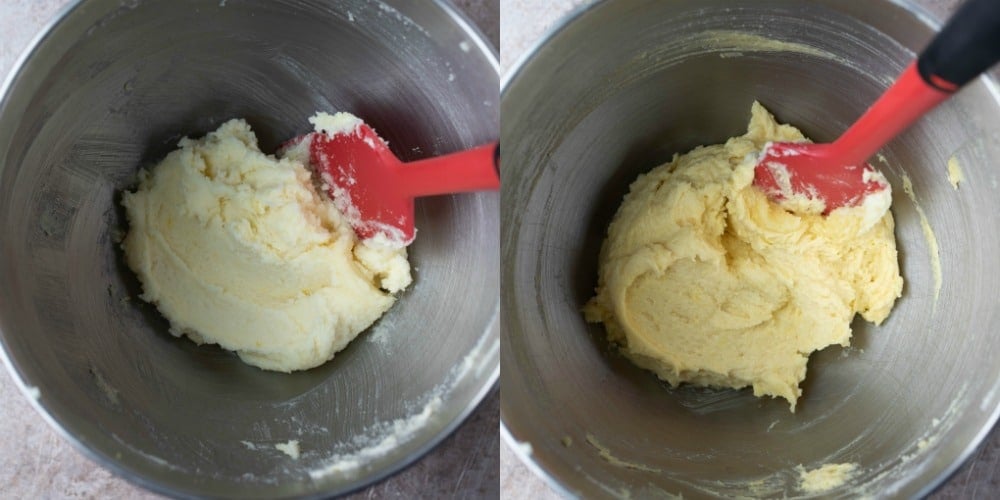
501;0;1000;497
0;0;498;497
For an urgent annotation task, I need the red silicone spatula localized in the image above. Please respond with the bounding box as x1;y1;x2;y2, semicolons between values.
754;0;1000;212
301;122;498;246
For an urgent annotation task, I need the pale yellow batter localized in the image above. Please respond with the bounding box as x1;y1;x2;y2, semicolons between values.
122;116;411;372
947;155;965;189
583;102;903;411
797;463;858;493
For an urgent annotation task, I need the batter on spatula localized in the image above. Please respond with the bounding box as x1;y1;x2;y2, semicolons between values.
583;102;903;411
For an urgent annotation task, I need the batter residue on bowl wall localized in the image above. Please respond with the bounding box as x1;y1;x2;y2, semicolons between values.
275;440;301;460
797;463;859;493
946;155;965;189
121;116;411;372
583;102;903;411
584;434;660;473
900;173;942;301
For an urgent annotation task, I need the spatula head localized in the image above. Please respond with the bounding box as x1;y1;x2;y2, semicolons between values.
306;124;414;247
753;142;889;214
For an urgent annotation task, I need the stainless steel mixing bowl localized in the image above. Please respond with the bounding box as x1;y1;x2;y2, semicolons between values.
501;0;1000;497
0;0;498;497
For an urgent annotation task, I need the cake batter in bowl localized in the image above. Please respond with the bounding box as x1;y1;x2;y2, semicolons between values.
0;0;498;497
501;0;1000;497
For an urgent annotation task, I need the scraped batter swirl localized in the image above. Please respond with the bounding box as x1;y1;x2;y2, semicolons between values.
583;103;903;411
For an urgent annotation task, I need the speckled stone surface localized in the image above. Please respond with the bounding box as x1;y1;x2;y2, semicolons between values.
0;0;499;498
499;0;999;498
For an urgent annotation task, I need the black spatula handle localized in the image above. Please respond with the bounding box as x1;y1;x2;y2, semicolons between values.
918;0;1000;91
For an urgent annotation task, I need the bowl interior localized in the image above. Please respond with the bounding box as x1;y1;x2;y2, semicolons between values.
501;0;1000;497
0;0;498;497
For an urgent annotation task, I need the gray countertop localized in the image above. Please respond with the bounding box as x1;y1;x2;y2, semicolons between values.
499;0;998;498
0;0;499;498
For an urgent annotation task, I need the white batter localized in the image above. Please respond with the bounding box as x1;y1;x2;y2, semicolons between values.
122;116;411;372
